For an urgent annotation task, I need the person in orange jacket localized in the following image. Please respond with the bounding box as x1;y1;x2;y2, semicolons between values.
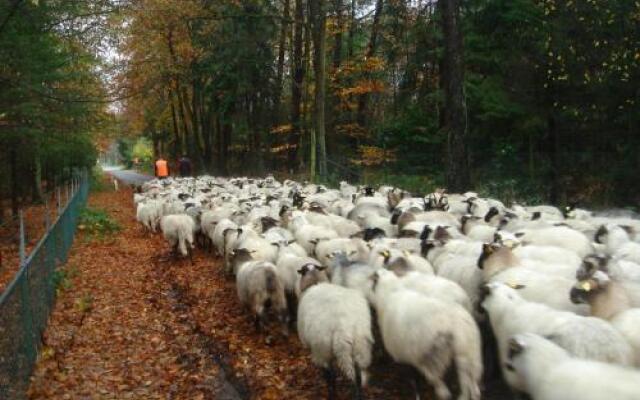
154;156;170;179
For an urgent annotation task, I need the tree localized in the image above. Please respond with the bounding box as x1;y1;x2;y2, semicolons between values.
310;0;328;179
439;0;470;192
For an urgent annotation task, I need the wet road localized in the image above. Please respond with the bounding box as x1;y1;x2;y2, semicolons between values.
108;169;154;185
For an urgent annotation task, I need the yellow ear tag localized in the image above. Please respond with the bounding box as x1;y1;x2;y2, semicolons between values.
581;281;592;291
507;282;519;289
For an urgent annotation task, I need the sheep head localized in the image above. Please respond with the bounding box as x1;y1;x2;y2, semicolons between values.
576;254;609;280
570;270;611;304
297;264;329;294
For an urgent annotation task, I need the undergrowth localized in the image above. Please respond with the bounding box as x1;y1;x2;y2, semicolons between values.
78;207;121;240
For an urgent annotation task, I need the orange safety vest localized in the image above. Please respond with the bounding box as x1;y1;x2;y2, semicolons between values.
155;159;169;177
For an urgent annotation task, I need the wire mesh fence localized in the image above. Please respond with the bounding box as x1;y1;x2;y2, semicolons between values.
0;170;89;399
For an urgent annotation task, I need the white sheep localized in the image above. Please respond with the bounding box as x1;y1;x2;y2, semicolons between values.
293;222;339;255
136;201;162;233
481;282;634;391
570;271;640;366
514;226;593;258
479;243;589;314
372;270;482;400
330;252;380;296
315;237;367;268
376;269;472;315
595;224;640;264
505;333;640;400
576;254;640;305
236;260;288;333
297;282;373;399
160;214;195;260
211;218;238;255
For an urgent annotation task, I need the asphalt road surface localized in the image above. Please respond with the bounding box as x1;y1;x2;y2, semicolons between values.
108;169;154;186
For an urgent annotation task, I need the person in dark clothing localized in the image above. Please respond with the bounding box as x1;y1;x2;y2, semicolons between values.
178;154;192;177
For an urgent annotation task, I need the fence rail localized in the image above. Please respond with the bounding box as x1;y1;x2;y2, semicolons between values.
0;170;89;399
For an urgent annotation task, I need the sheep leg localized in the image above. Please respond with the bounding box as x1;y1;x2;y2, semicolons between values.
420;367;451;400
410;367;423;400
322;367;337;400
352;364;363;400
188;245;194;265
171;242;179;259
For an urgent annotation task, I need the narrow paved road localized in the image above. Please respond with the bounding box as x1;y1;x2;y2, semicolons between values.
108;169;154;186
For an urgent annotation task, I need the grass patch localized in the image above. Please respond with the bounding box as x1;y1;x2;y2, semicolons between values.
90;166;111;192
53;264;79;295
78;207;121;240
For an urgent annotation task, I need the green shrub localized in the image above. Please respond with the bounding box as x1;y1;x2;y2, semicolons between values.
78;207;120;239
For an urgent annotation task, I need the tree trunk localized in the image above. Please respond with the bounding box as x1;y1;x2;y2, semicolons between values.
310;0;328;179
276;0;291;123
170;89;181;158
288;0;305;173
10;145;18;216
348;0;356;59
439;0;470;192
332;0;344;69
356;0;383;126
32;141;43;203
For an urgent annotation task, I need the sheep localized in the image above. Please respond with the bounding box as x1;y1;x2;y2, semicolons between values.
211;218;238;255
480;282;634;392
377;268;472;314
506;242;582;272
513;226;593;257
295;263;330;298
576;254;640;284
460;215;497;242
422;227;482;269
595;224;640;264
505;333;640;400
371;270;483;400
296;282;373;399
433;255;484;319
478;242;589;314
292;222;339;255
570;271;640;366
576;254;640;305
314;238;367;268
329;251;380;297
423;189;449;211
275;249;326;310
223;228;243;274
233;228;279;266
370;248;435;275
136;201;162;233
160;214;195;261
236;259;288;333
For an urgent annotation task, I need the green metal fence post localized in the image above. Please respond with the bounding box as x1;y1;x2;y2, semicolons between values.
19;212;25;265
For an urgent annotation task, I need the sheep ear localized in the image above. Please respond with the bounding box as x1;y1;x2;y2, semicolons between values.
271;242;280;248
508;283;526;290
309;238;319;245
287;239;296;245
514;232;525;238
482;243;494;254
620;225;634;236
316;265;327;271
297;265;310;275
507;337;525;358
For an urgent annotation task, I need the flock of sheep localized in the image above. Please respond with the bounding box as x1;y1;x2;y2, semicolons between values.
134;175;640;400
